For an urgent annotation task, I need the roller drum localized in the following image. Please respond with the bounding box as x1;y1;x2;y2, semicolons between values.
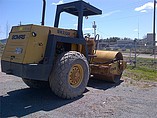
90;50;126;83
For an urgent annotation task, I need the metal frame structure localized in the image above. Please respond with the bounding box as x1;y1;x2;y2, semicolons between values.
54;0;102;38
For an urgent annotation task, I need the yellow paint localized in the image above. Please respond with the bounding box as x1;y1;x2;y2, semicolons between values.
71;44;77;51
92;50;123;63
2;32;30;63
109;62;121;75
68;64;84;88
11;25;31;32
19;27;23;31
2;24;77;64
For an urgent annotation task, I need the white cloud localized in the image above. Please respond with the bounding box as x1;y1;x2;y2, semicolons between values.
101;10;121;17
83;28;93;31
141;10;147;13
52;0;64;5
135;2;153;13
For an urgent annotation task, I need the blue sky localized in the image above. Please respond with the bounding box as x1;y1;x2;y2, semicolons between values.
0;0;155;39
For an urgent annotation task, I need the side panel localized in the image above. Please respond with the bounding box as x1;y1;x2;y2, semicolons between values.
1;31;31;63
22;25;77;64
23;26;49;64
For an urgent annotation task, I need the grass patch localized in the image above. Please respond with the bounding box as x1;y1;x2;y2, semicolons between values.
124;58;157;82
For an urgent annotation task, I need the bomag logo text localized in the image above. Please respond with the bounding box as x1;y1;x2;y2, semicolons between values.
12;35;25;40
57;30;70;36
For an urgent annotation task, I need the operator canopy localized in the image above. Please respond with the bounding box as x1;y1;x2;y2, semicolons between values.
54;0;102;38
57;0;102;16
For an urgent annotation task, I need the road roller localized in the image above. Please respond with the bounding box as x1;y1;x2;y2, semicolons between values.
1;0;126;99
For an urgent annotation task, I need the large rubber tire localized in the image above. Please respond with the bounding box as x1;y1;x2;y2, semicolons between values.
49;51;89;99
22;78;49;89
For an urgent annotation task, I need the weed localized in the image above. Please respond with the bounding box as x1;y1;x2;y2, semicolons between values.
124;58;157;82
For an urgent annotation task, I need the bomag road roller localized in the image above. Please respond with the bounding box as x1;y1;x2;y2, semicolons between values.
1;0;126;99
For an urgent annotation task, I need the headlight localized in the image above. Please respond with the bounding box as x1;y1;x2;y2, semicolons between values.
32;32;37;37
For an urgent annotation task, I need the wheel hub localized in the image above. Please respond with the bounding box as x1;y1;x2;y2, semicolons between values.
68;64;83;88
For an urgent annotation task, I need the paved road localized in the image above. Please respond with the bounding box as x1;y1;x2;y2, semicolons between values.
0;70;157;118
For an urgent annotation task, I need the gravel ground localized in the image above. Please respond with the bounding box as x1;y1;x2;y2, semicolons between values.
0;70;157;118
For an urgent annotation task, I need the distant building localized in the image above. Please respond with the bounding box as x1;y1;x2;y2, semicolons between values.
98;42;108;50
147;33;153;41
117;40;134;48
146;33;154;46
97;33;157;50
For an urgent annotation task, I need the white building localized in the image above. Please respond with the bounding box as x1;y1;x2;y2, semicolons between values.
144;33;157;47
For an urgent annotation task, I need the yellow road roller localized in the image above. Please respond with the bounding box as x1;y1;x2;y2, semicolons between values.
1;0;126;99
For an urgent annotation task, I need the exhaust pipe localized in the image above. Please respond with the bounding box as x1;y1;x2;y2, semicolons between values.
41;0;46;25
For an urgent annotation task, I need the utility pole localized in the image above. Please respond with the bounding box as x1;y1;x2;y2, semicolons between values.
93;21;96;37
134;18;139;67
153;0;156;57
93;21;99;49
134;39;137;67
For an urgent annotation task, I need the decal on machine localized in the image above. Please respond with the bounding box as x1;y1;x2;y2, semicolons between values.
12;35;26;40
57;30;70;36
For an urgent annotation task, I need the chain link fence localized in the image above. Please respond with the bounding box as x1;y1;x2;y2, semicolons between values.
122;46;157;70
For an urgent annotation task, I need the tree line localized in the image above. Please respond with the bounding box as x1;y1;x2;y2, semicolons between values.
99;37;132;42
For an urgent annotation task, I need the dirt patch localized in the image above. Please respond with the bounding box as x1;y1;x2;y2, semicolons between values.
123;77;157;88
0;73;157;118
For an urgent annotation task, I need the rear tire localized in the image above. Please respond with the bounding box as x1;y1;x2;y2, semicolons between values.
22;78;49;89
49;51;89;99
